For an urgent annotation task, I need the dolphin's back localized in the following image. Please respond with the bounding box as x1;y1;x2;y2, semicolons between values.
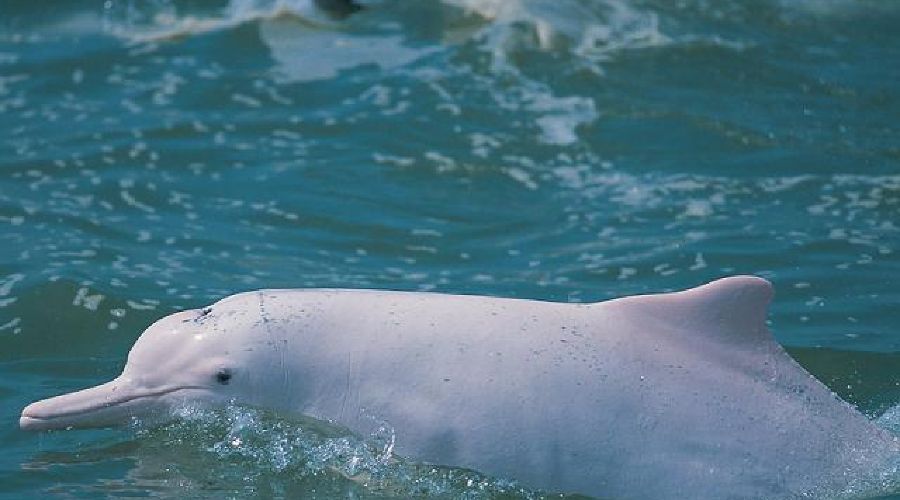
238;278;897;499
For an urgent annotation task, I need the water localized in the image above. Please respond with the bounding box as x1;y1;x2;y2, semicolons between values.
1;0;899;497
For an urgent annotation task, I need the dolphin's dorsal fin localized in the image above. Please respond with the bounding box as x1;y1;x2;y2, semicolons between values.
611;276;775;346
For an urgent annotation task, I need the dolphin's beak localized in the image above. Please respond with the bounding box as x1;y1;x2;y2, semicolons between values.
20;377;178;431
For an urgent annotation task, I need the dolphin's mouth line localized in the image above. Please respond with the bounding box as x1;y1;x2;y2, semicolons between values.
23;385;210;421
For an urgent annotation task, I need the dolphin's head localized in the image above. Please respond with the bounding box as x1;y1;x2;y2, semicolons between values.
20;298;268;431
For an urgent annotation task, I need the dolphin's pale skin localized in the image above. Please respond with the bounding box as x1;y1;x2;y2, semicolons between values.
20;276;899;499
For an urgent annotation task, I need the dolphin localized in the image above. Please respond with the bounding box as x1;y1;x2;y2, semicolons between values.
20;276;899;499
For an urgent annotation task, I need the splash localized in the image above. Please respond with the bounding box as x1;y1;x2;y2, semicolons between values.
877;404;900;436
816;404;900;500
139;403;550;499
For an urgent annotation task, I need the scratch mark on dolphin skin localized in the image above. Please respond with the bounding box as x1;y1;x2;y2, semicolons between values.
194;306;214;325
258;292;288;391
184;306;213;325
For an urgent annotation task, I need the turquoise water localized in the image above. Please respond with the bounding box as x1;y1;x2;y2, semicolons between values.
2;0;899;497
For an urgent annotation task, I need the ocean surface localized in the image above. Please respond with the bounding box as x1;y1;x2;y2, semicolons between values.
1;0;899;498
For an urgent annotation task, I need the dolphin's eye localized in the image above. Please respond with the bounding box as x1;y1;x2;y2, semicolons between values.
215;369;232;385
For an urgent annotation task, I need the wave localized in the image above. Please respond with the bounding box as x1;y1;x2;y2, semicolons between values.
101;0;679;56
69;0;900;56
95;0;761;93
